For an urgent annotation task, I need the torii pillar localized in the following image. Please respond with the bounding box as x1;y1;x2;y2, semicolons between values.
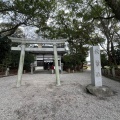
53;43;60;86
17;44;25;87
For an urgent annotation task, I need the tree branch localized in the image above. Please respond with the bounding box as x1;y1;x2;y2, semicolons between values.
93;15;115;20
0;22;25;37
105;0;120;20
0;8;13;13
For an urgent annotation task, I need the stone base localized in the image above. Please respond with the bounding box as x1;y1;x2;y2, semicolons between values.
86;84;116;97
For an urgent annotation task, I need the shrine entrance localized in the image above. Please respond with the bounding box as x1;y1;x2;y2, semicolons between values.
9;37;68;87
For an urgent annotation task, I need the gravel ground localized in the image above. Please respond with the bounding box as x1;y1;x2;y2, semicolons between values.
0;70;120;120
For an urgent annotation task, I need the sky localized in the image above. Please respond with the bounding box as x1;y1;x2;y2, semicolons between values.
19;26;38;39
0;18;3;23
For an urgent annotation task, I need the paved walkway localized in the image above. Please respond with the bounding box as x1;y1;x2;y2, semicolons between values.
0;70;120;120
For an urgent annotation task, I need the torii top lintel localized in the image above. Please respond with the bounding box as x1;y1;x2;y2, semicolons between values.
8;37;67;44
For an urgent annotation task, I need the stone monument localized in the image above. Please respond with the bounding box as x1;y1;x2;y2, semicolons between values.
86;46;115;98
90;46;102;86
30;63;34;74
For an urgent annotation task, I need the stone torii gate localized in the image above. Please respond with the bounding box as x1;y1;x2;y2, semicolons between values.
9;37;67;87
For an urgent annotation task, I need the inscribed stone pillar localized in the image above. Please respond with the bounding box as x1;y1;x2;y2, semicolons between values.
59;56;62;73
90;46;102;87
61;63;63;74
112;67;115;77
53;44;60;86
17;44;25;87
31;63;34;74
5;68;9;76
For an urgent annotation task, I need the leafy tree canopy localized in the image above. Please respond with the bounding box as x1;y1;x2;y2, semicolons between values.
0;0;56;36
105;0;120;20
0;0;120;70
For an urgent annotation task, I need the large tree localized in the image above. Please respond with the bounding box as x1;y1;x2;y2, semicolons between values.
0;0;56;37
77;0;120;69
37;1;103;70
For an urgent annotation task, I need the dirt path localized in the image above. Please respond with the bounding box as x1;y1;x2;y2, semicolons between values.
0;71;120;120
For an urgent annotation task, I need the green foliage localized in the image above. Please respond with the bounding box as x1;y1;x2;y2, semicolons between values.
10;51;34;71
101;53;108;68
0;36;11;64
24;53;35;71
115;49;120;65
10;51;20;68
2;53;11;68
63;55;72;68
63;52;87;70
